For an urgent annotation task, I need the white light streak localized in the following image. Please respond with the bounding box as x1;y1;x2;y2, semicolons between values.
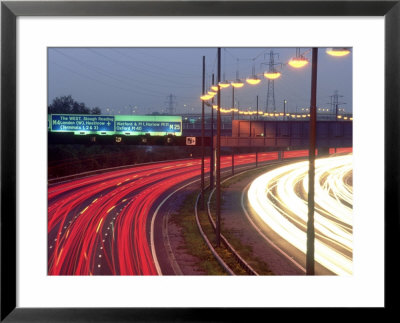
248;154;353;275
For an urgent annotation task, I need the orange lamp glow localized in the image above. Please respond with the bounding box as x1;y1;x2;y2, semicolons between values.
246;77;261;85
231;79;244;88
264;71;281;80
218;81;231;88
200;94;213;101
288;57;309;68
326;48;350;57
211;85;219;91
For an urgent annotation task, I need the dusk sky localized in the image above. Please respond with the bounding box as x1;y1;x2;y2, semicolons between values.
48;47;352;116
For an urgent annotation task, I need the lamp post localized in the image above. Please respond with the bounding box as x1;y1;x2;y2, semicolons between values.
290;47;318;275
216;47;221;247
307;48;318;275
283;99;287;120
210;74;215;190
289;47;350;275
256;95;259;120
232;86;235;122
201;56;205;210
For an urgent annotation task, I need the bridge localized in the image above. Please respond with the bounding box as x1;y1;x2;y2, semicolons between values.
48;114;352;150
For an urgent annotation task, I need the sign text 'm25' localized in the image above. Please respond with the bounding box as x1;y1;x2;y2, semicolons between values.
115;121;181;133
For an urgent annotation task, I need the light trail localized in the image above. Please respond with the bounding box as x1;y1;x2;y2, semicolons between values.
49;150;302;275
247;153;353;275
48;147;324;275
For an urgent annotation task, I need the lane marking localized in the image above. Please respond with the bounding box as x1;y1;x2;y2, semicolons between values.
241;182;306;273
150;178;200;276
96;218;104;233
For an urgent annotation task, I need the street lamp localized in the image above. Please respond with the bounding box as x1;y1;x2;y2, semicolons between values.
231;79;244;88
211;85;219;92
326;47;351;57
246;76;261;85
216;47;222;247
200;93;214;101
289;47;350;275
290;48;317;275
231;59;244;88
210;74;215;191
264;71;281;80
288;57;308;68
201;56;206;210
246;59;261;85
283;99;287;119
231;86;235;121
288;48;309;68
218;80;230;88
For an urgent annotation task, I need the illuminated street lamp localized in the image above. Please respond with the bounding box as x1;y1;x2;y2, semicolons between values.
211;85;219;92
289;47;350;275
219;51;231;89
288;56;308;68
201;56;206;210
288;48;309;68
231;86;235;121
231;79;244;88
218;80;230;88
246;76;261;85
264;70;281;80
210;74;215;190
283;99;287;119
307;48;318;276
231;58;244;88
216;47;222;247
326;47;351;57
246;60;262;85
200;94;214;101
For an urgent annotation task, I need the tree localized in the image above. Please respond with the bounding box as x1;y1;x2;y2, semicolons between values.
91;107;102;115
48;95;91;114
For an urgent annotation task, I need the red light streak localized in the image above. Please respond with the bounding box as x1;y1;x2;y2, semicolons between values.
48;148;346;275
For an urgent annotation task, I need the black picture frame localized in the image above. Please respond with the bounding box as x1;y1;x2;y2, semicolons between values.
1;1;399;321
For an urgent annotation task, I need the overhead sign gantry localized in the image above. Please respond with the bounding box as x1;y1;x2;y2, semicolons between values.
49;114;183;136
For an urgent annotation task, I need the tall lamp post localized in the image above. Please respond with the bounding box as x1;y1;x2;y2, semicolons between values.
216;47;222;247
200;78;216;194
289;47;350;275
201;56;205;210
232;86;235;121
283;99;287;120
256;95;259;120
210;74;215;190
307;48;318;275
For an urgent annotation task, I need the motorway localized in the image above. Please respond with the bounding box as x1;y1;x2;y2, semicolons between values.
247;153;353;275
48;150;301;275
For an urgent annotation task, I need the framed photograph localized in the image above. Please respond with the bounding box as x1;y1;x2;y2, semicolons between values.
1;0;399;321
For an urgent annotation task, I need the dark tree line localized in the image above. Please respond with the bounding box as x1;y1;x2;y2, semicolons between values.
48;95;102;115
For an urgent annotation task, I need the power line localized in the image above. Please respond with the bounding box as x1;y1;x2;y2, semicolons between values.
49;60;168;99
86;48;199;88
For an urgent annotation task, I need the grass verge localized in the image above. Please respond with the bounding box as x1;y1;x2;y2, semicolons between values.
208;163;292;275
169;191;227;275
169;160;304;275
